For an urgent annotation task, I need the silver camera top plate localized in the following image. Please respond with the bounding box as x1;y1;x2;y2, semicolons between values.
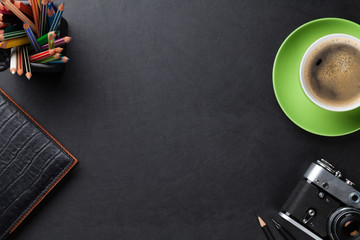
304;163;360;208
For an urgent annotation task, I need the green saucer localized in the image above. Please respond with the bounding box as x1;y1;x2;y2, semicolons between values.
273;18;360;136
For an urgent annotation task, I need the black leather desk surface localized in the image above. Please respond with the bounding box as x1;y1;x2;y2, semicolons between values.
2;0;360;239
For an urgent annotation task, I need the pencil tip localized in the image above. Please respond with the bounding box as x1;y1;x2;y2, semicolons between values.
257;215;266;227
26;72;32;80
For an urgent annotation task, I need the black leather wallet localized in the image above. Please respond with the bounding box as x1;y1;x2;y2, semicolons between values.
0;88;78;240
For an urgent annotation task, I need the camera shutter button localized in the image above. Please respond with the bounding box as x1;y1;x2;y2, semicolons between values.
346;179;355;186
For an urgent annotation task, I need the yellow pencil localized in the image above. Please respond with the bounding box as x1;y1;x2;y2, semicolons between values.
48;31;54;49
0;36;30;48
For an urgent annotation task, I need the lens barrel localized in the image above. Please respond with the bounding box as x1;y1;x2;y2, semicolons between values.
328;207;360;240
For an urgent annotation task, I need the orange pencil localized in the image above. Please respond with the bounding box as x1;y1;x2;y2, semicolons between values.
14;1;33;17
1;0;37;33
16;46;23;76
28;0;39;36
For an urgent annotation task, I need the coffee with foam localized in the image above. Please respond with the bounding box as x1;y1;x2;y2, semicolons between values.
304;38;360;108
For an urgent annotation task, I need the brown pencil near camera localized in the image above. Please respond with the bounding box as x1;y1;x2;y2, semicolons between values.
257;215;275;240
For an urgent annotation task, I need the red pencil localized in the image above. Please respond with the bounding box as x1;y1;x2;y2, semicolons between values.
29;49;55;62
16;45;23;76
14;1;33;17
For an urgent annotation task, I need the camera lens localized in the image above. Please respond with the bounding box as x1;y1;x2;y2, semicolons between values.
328;207;360;240
343;220;360;237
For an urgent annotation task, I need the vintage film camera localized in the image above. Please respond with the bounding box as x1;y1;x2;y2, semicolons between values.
280;159;360;240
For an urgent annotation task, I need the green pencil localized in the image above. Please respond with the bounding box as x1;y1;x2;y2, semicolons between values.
36;53;61;63
36;30;58;45
0;30;26;40
28;30;58;51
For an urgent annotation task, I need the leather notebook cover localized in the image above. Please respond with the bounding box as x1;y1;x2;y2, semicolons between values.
0;88;77;240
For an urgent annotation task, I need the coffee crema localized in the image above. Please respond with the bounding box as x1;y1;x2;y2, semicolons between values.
304;38;360;108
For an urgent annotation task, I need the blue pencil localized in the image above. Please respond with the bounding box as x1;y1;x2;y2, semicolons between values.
23;22;41;53
49;3;64;32
47;3;55;27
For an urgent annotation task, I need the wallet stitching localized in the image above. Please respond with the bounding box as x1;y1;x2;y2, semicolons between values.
0;90;77;238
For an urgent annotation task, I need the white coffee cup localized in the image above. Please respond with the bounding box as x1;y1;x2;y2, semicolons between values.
299;33;360;112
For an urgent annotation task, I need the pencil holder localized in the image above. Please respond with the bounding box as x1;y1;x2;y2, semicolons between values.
0;1;68;75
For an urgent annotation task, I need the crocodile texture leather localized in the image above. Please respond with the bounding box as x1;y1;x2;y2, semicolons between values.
0;90;77;240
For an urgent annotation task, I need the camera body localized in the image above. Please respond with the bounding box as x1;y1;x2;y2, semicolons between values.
280;159;360;240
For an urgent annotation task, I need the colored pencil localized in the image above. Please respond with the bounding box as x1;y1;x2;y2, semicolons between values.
14;1;33;17
47;3;55;27
48;0;55;12
39;0;47;36
1;0;37;33
28;30;57;51
37;30;56;45
28;0;39;36
0;36;30;48
0;22;7;28
16;45;23;75
22;45;31;79
47;31;54;49
0;29;26;40
48;56;68;63
36;52;60;63
0;25;22;34
54;47;62;53
37;0;40;8
10;46;16;74
29;48;55;62
0;9;13;15
41;36;70;50
49;3;63;31
23;22;41;52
